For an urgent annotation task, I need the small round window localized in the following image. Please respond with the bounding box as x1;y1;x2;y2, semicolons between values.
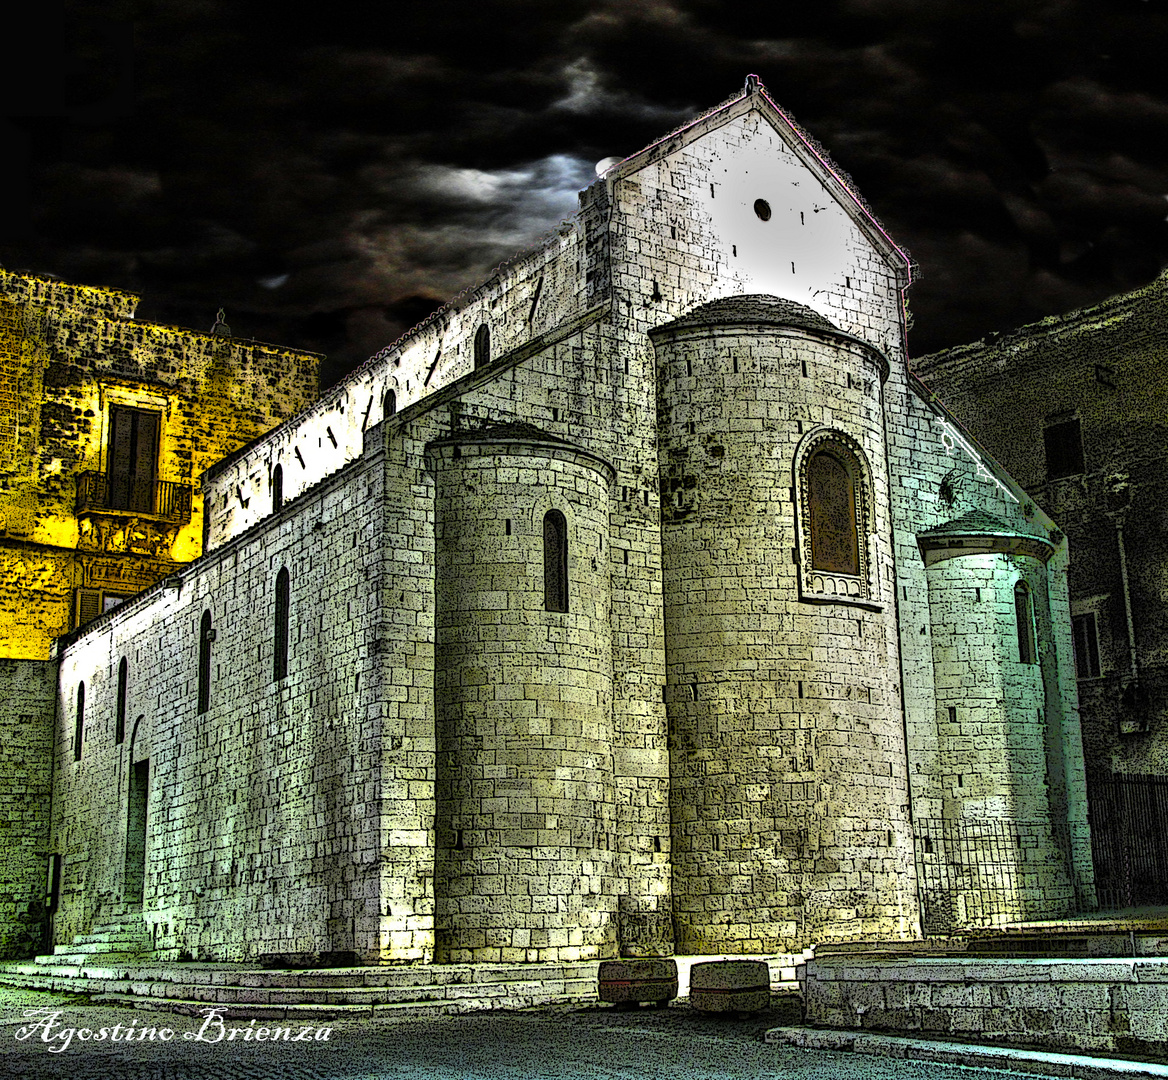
753;199;772;221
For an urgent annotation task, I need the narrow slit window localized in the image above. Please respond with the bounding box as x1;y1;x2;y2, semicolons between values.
198;610;213;713
543;509;568;613
73;682;85;761
116;657;127;745
274;567;290;682
272;463;283;512
474;324;490;369
1015;582;1037;665
384;389;396;417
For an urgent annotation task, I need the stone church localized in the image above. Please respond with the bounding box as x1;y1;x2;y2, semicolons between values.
4;77;1095;964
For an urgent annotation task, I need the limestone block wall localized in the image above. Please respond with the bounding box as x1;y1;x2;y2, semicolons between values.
0;659;55;958
922;549;1080;920
49;425;437;963
595;86;915;949
431;436;616;962
802;955;1168;1058
654;313;917;953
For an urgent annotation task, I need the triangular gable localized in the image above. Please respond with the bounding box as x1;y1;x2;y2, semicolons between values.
603;75;912;288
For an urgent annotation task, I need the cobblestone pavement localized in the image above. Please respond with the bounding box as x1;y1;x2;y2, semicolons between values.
0;987;1037;1079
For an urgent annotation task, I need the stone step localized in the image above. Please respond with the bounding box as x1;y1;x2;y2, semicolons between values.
74;929;151;944
0;966;597;1017
36;956;144;967
60;938;151;953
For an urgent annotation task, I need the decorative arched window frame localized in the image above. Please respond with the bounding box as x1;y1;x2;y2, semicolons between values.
384;388;397;418
793;428;878;607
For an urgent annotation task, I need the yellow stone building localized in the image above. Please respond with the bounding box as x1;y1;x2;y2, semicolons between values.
0;270;321;659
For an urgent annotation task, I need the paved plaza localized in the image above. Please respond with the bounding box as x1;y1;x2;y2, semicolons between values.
0;986;1124;1080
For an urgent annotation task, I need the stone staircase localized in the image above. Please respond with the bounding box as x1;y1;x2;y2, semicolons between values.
0;954;804;1020
35;911;152;967
0;958;604;1018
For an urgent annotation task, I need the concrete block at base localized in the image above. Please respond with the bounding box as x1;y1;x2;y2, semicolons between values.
598;959;679;1004
689;959;770;1013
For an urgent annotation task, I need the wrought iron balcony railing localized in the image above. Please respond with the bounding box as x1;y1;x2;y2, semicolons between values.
76;471;193;526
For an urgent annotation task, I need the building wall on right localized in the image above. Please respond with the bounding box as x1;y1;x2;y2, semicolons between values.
915;270;1168;781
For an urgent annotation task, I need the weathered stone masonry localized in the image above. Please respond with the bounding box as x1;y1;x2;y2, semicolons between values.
10;78;1094;963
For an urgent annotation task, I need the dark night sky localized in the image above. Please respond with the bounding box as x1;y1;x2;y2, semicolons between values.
4;0;1168;386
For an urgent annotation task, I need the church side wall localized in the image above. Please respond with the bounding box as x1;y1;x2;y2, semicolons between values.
48;433;436;962
0;659;55;958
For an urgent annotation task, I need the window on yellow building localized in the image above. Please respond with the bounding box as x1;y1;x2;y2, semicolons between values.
107;406;160;512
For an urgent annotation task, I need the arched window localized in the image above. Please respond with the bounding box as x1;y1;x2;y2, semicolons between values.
543;509;568;612
272;463;283;512
73;682;85;761
197;610;213;714
116;657;128;745
474;324;490;369
384;389;396;418
795;429;873;603
808;449;859;576
1015;581;1036;665
274;567;290;682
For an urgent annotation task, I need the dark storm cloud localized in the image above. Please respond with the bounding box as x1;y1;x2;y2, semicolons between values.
3;0;1167;381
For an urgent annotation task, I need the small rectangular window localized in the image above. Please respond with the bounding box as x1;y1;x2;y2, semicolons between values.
1072;612;1101;678
1043;418;1085;480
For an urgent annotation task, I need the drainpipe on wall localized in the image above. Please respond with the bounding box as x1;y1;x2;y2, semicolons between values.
1115;517;1140;685
1107;473;1145;735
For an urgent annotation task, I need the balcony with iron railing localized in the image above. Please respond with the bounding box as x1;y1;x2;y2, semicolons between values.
76;471;193;526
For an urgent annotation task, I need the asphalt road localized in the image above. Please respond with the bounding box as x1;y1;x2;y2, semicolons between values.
0;987;1037;1079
